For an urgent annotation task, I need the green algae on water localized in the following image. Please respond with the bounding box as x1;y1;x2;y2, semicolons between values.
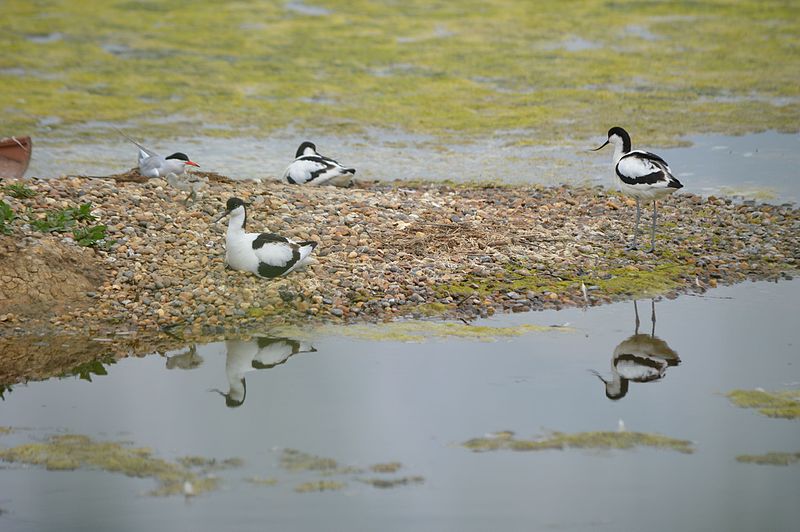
1;1;798;145
280;448;345;473
275;320;570;343
245;476;280;486
736;452;800;466
294;480;347;493
370;461;402;473
463;430;694;454
358;476;425;489
0;433;236;496
726;389;800;419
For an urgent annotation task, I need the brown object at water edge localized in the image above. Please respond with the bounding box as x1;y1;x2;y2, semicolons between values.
0;135;32;180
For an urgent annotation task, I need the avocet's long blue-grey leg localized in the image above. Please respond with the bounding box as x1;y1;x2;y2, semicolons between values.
633;300;640;335
628;198;641;250
649;200;657;252
650;299;656;336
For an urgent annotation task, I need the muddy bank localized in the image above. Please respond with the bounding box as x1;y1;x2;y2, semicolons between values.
0;175;797;344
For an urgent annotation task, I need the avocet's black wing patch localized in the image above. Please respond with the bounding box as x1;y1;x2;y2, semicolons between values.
255;241;301;278
253;233;290;249
257;261;294;278
616;151;674;186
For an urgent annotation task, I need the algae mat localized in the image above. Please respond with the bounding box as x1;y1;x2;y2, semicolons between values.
1;1;799;145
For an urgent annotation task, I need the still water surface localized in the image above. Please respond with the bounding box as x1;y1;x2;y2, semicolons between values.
26;130;800;204
1;280;798;531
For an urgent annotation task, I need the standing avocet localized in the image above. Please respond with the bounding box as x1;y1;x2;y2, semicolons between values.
214;197;317;278
593;127;683;252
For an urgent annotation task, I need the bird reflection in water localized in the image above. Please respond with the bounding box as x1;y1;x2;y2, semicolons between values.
165;344;203;370
212;336;317;408
591;299;680;400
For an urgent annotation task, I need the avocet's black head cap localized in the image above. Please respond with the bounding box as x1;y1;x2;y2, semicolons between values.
592;126;631;152
166;152;190;161
214;197;248;223
225;197;247;212
607;127;629;140
295;141;317;158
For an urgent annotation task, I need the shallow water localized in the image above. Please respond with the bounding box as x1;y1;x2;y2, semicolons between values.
24;130;799;204
1;280;798;531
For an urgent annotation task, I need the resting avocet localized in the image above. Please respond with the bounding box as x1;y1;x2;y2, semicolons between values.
590;300;680;400
214;197;317;278
213;337;317;407
593;127;683;252
282;141;355;186
114;127;200;179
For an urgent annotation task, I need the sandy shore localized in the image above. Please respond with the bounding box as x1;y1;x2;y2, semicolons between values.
0;174;797;339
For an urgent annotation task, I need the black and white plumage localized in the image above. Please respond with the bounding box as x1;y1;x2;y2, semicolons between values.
213;336;317;408
114;127;200;179
590;300;681;400
214;197;317;279
283;141;356;186
593;126;683;252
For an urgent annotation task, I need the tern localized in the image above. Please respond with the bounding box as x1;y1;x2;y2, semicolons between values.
283;141;355;186
593;127;683;252
114;127;200;179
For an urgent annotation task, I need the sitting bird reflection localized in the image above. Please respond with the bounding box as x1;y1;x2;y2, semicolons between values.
590;299;680;400
165;344;203;370
212;336;316;408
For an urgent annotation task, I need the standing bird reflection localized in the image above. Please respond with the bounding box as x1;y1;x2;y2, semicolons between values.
591;299;681;400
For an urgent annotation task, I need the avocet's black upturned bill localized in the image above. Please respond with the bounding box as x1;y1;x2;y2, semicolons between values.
283;141;356;186
114;127;200;179
214;197;317;279
593;127;683;252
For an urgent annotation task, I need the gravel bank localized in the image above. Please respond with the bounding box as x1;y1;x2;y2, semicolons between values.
0;175;797;339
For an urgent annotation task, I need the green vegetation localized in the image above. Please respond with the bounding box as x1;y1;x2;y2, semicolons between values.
736;452;800;466
1;1;798;146
22;201;113;248
3;183;37;199
72;224;112;248
0;433;238;496
463;430;694;454
30;203;95;232
0;201;13;235
726;389;800;419
435;260;687;305
59;355;115;382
